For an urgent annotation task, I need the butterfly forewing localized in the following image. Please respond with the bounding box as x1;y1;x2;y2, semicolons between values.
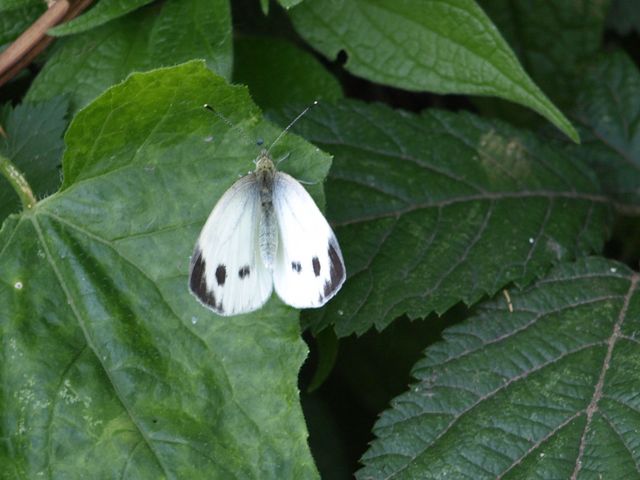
189;175;273;316
272;172;346;308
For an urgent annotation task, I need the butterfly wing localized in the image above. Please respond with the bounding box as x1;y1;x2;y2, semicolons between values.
189;174;273;316
272;172;346;309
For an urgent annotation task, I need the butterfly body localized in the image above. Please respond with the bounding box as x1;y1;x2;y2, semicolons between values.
189;149;345;316
255;150;278;269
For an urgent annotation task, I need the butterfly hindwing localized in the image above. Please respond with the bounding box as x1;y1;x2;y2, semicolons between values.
189;175;273;316
272;172;346;308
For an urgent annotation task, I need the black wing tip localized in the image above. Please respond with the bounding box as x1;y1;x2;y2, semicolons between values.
322;240;346;300
189;248;224;314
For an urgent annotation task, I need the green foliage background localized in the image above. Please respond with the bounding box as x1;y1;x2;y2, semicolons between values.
1;0;639;478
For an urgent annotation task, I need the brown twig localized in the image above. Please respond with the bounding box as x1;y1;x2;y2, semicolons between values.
0;0;94;88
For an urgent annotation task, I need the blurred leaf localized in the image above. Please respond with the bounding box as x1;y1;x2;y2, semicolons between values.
289;0;578;142
358;257;640;480
283;100;612;337
0;61;324;478
307;327;339;392
607;0;640;35
277;0;304;8
570;51;640;211
0;0;40;9
302;394;352;480
0;96;68;223
0;1;44;46
234;35;342;111
50;0;156;36
479;0;609;110
26;0;232;113
331;314;451;417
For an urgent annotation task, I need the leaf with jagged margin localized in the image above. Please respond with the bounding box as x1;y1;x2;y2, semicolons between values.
0;61;325;479
26;0;231;113
358;257;640;480
49;0;155;36
288;0;578;142
478;0;608;110
278;100;612;337
0;96;68;224
569;51;640;212
234;35;343;112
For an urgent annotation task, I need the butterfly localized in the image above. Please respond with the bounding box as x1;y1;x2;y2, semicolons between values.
188;104;346;316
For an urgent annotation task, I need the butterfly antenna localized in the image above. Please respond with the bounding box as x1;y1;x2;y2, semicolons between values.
203;104;234;128
203;103;264;149
267;100;318;153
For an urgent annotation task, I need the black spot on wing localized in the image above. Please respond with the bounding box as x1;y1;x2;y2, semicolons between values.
239;265;250;279
189;249;223;313
292;261;302;273
215;264;227;286
312;257;321;277
323;242;346;297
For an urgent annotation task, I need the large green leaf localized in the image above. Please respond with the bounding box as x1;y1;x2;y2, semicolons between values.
282;100;612;337
288;0;578;142
0;61;324;478
26;0;232;113
479;0;609;110
233;35;343;111
49;0;156;36
570;51;640;211
0;96;68;224
358;257;640;479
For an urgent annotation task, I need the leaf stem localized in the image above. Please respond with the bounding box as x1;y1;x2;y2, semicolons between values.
0;154;36;210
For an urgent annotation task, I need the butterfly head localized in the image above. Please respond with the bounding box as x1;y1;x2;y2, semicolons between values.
255;149;276;174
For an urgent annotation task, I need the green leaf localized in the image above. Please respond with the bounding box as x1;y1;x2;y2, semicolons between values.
0;96;68;223
570;51;640;212
285;100;611;337
306;327;339;392
0;61;323;478
478;0;609;110
288;0;578;142
0;0;40;10
49;0;155;36
358;257;640;480
234;35;343;111
277;0;305;8
0;1;44;46
25;0;232;113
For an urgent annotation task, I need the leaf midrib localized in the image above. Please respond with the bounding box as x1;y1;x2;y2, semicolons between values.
329;185;608;227
380;341;605;479
571;273;640;479
377;274;637;479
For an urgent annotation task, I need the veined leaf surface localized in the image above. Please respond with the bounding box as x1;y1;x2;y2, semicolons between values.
0;61;324;479
284;101;612;336
359;257;640;480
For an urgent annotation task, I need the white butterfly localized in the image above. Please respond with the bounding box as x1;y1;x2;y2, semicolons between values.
189;109;346;316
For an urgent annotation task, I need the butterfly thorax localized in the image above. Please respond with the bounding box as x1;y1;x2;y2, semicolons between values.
255;150;278;269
